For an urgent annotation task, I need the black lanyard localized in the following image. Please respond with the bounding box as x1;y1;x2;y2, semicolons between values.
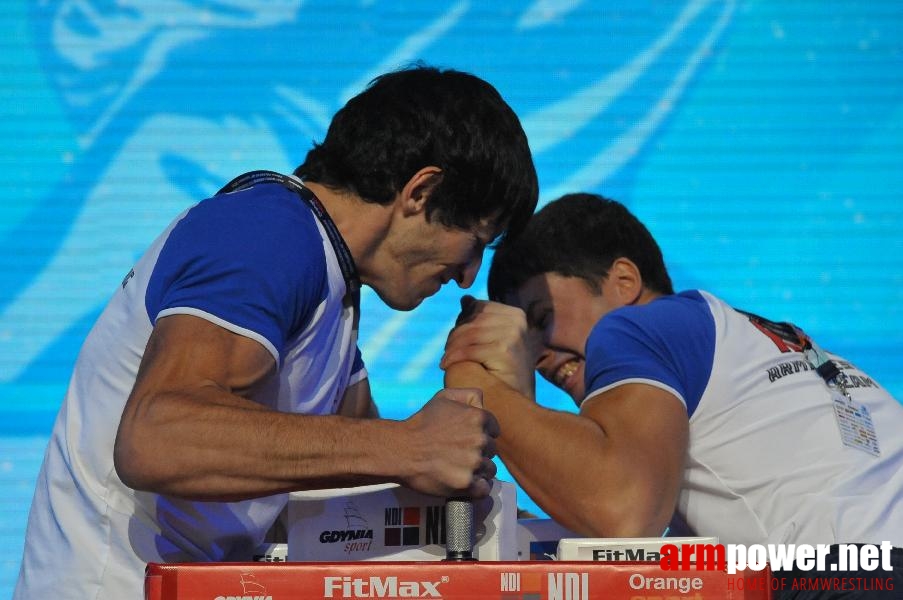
738;309;847;394
217;171;361;319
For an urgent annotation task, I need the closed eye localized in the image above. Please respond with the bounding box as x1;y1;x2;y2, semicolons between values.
526;307;551;332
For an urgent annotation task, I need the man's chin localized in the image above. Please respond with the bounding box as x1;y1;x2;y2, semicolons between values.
376;290;425;312
395;299;424;311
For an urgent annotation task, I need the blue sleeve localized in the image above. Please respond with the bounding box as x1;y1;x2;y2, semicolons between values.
583;291;715;416
145;183;328;362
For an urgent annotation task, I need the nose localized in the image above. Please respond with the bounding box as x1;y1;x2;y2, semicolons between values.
454;252;483;289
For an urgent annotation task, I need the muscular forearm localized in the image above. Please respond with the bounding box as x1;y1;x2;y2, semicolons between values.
114;386;412;500
117;314;495;501
445;361;671;537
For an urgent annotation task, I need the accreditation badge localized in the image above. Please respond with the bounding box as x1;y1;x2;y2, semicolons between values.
832;390;880;457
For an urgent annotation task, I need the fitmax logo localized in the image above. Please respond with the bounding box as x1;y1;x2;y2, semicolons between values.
323;576;447;598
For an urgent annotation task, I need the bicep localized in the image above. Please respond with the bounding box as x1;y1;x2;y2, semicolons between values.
580;383;689;532
129;313;277;407
115;314;278;490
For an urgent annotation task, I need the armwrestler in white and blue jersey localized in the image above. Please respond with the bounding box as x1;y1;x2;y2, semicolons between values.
17;180;368;597
443;193;903;597
16;65;539;600
584;290;903;548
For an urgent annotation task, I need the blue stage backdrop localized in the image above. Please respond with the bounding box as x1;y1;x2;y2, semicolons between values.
1;1;901;593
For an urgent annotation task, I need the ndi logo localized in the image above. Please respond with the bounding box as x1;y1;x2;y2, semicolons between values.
498;572;589;600
499;571;541;599
383;504;447;547
548;572;589;600
384;506;421;546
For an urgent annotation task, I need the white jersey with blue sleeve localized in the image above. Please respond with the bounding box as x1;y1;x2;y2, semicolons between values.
15;179;366;600
583;290;903;548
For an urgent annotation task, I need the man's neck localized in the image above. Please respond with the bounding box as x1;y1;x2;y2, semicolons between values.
301;181;392;282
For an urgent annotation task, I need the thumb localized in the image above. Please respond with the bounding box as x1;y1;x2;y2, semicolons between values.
456;295;478;326
441;387;484;409
460;294;476;311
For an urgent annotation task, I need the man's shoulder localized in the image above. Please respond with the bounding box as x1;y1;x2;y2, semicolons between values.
595;290;714;335
175;183;328;273
191;182;322;237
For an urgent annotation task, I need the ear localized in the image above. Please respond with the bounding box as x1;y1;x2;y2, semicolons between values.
399;166;443;217
608;257;644;305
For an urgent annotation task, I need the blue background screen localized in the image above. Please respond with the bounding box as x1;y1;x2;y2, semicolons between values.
1;1;901;592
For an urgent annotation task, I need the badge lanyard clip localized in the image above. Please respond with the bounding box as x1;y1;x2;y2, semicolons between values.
737;309;879;456
798;330;850;399
795;327;880;457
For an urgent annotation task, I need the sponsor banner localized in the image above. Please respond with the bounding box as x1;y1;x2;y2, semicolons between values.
557;536;719;562
286;481;517;561
145;560;772;600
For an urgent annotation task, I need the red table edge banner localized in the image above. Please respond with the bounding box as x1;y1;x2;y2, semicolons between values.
145;560;775;599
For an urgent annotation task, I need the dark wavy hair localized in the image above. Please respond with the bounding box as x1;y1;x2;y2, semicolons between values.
488;193;674;300
295;63;538;242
